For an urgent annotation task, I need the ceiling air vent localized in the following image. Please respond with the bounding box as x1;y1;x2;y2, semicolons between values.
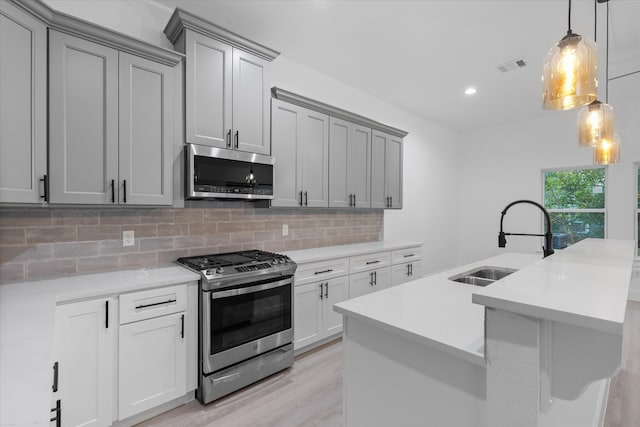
497;59;527;73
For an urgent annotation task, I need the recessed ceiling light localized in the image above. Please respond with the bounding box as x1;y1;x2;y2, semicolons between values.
464;87;477;96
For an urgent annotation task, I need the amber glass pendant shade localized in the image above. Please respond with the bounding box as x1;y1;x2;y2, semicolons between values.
593;134;620;164
577;100;614;146
542;32;598;110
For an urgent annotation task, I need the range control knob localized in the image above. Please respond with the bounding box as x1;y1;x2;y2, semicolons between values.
215;267;224;274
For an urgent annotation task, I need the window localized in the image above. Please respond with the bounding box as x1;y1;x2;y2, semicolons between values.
543;167;606;249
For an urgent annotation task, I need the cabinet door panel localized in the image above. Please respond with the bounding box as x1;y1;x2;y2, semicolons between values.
271;99;301;207
185;31;232;148
0;2;46;203
233;49;269;155
329;117;350;208
54;298;114;427
373;267;391;290
324;276;348;336
350;125;371;208
349;270;376;299
386;135;402;209
49;31;118;204
300;110;329;207
119;313;187;419
118;52;173;205
370;131;387;209
294;282;324;349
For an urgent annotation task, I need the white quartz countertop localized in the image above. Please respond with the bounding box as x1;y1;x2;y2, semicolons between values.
334;239;635;366
472;239;635;335
283;240;423;263
0;266;200;427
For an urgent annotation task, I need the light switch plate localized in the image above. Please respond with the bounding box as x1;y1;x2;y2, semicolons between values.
282;224;288;236
123;230;135;247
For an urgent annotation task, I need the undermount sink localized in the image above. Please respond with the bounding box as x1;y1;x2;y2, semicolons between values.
448;266;518;287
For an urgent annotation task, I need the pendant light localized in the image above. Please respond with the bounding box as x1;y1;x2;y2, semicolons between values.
542;0;598;111
577;0;614;147
593;0;619;164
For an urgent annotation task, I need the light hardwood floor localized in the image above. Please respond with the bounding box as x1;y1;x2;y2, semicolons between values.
139;302;639;427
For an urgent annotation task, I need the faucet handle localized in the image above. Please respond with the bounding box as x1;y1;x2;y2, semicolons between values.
498;232;507;248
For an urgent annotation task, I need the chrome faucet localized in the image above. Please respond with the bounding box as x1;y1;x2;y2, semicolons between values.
498;199;555;258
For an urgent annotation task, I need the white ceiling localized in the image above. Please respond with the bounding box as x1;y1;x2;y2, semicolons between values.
154;0;640;133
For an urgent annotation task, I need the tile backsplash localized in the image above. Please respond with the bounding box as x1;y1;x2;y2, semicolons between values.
0;201;383;284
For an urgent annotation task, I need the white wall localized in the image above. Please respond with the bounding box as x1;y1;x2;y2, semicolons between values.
42;0;462;275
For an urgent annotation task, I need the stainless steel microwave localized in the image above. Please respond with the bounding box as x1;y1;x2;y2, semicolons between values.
185;144;274;200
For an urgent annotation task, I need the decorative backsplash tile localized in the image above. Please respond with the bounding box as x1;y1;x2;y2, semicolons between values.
0;201;383;284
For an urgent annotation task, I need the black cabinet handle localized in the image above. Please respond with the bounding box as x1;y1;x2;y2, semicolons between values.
390;196;393;207
227;129;232;148
324;282;328;299
319;283;324;300
181;314;185;339
40;175;48;201
234;130;239;149
369;272;374;286
50;399;61;427
407;264;411;277
111;179;115;203
105;300;109;329
304;191;308;206
52;361;59;392
314;269;333;275
403;254;414;258
135;299;177;310
299;191;303;207
366;260;380;265
373;270;377;285
410;263;413;276
122;180;127;203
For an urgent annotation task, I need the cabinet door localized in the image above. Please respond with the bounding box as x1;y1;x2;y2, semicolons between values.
54;298;114;427
184;30;232;148
370;130;387;209
294;281;324;349
271;99;302;207
349;125;371;208
329;117;350;208
300;109;329;207
0;1;47;203
391;261;422;287
49;31;118;204
119;312;187;419
386;135;403;209
118;52;173;205
349;270;377;299
233;49;270;155
323;276;348;336
373;267;391;290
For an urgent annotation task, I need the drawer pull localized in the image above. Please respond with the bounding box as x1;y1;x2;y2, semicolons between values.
403;254;414;258
314;269;333;275
181;314;185;339
52;361;59;392
366;260;380;265
135;299;177;310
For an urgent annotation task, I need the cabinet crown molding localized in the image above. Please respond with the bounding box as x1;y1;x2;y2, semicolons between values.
163;8;280;62
8;0;184;66
271;87;409;138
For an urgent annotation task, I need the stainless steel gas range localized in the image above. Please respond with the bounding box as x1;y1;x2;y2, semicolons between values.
177;250;296;404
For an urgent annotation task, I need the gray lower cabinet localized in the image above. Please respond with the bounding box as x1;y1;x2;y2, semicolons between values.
0;0;47;203
49;31;174;205
329;118;371;208
271;99;329;207
371;130;403;209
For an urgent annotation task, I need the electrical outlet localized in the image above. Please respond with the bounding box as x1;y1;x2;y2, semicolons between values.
282;224;288;236
123;230;135;247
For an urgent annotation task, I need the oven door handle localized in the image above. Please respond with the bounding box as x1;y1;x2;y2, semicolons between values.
210;278;291;299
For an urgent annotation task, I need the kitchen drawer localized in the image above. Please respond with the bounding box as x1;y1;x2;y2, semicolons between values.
119;284;187;324
391;247;422;264
295;258;349;286
350;251;391;274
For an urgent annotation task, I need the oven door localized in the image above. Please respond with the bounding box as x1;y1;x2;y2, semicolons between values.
201;276;293;375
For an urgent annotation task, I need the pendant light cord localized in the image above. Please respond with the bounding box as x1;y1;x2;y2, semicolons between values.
594;0;597;42
606;1;610;103
568;0;573;33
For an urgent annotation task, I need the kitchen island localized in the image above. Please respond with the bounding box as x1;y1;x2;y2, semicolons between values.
334;239;634;427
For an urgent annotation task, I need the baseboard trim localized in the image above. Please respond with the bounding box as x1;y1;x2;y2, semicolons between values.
113;391;195;427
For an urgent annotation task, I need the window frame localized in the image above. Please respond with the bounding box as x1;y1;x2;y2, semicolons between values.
541;165;608;247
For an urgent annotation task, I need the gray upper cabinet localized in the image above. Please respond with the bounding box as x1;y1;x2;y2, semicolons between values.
329;118;371;208
49;31;176;205
0;0;47;204
371;130;403;209
271;99;329;208
164;9;279;156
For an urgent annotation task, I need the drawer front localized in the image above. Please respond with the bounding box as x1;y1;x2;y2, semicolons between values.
295;258;349;286
350;251;391;274
391;247;422;264
120;284;187;324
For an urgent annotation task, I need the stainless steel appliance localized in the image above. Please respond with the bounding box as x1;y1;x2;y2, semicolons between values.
177;250;296;404
185;143;274;200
